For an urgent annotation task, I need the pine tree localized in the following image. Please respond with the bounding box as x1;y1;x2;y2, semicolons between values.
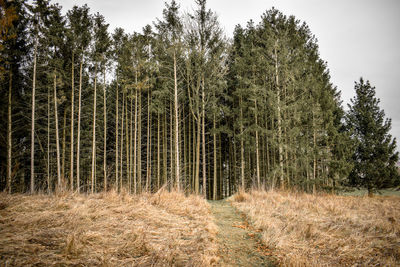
346;78;399;194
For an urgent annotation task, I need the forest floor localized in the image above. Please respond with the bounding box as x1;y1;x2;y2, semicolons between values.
209;200;275;266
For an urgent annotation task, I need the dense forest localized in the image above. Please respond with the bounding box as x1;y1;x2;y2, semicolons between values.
1;0;399;198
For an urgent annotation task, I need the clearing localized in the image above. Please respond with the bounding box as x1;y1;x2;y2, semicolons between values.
209;200;274;266
0;191;219;266
232;190;400;266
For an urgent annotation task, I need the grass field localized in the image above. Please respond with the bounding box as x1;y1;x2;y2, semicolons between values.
0;190;219;266
231;190;400;266
340;188;400;197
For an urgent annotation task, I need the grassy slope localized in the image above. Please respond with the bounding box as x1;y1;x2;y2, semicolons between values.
231;190;400;266
0;190;219;266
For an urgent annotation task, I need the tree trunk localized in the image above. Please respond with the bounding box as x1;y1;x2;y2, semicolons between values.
195;112;201;195
201;76;206;197
54;73;61;189
47;79;50;192
91;66;97;193
7;70;12;193
170;100;174;189
157;112;160;190
125;91;129;191
130;93;133;193
31;35;38;194
173;51;180;191
146;88;151;191
62;107;67;182
76;59;83;193
163;108;167;186
240;96;245;189
138;86;142;192
255;99;260;188
213;113;217;200
313;111;317;194
133;83;138;193
70;52;74;191
274;44;284;189
120;90;125;191
115;76;119;190
103;68;107;191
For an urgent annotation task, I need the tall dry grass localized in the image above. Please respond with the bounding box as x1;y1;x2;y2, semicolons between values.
231;190;400;266
0;190;219;266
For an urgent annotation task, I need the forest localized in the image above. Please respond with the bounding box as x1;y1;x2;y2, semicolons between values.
1;0;399;199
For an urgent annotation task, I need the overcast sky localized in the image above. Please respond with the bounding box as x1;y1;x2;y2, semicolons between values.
57;0;400;150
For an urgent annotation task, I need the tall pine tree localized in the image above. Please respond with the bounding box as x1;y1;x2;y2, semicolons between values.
346;78;399;194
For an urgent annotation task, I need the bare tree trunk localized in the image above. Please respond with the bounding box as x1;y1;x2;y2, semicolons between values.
170;100;174;189
7;70;12;193
213;113;217;200
115;77;119;190
157;112;160;190
173;51;180;191
313;111;317;194
120;91;125;191
76;59;83;193
255;99;260;188
163;108;167;186
70;52;74;191
31;36;38;194
274;44;284;189
103;69;107;191
130;95;133;193
240;96;245;189
54;73;61;189
133;85;138;193
195;114;200;195
91;66;97;193
201;76;206;197
146;89;151;191
62;108;67;181
47;81;50;192
125;92;129;191
138;87;142;193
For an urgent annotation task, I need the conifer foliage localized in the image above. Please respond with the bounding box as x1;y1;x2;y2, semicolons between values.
346;78;399;193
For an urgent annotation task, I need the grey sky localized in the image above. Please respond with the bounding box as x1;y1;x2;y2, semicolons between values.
58;0;400;150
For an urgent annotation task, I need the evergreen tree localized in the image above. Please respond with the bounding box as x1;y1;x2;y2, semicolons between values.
346;78;399;194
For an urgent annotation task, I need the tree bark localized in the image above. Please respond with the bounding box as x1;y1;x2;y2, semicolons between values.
133;80;138;193
76;59;83;193
103;68;107;191
173;50;180;191
240;96;245;189
201;76;206;197
47;78;50;192
120;90;125;191
62;107;67;182
7;70;12;193
213;113;217;200
70;52;74;191
274;43;284;189
255;99;260;188
54;73;61;189
91;66;97;193
115;76;119;190
31;35;38;194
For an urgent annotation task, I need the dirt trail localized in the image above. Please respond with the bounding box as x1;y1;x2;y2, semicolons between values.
209;200;274;267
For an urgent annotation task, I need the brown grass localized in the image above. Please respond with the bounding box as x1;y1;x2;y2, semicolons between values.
0;190;219;266
231;190;400;266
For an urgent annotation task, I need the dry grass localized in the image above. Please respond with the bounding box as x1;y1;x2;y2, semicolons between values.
231;190;400;266
0;190;219;266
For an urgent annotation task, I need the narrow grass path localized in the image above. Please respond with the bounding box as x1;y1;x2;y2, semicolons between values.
209;200;274;267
